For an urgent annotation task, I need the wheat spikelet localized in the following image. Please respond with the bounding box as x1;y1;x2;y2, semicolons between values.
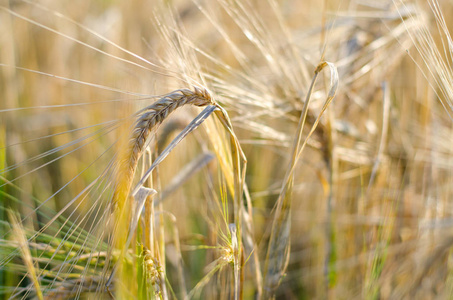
113;87;215;209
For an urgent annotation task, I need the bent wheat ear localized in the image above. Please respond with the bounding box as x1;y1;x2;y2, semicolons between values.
109;87;217;297
113;87;215;210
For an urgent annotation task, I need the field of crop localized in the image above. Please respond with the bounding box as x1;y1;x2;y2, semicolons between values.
2;0;453;299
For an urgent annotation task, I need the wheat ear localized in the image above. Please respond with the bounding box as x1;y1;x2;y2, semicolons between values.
113;87;215;209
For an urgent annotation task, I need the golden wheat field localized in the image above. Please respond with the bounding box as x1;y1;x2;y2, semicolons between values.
2;0;453;299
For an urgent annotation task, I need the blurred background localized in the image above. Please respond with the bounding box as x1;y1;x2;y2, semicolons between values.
2;0;453;299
